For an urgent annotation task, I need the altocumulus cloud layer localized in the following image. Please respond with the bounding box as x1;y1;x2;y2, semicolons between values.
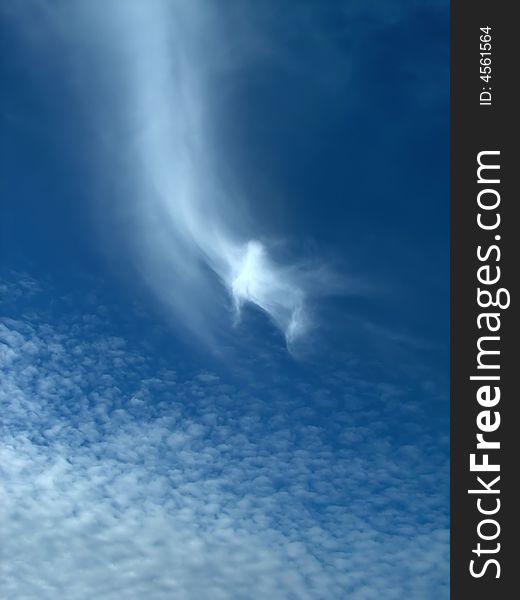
0;277;449;599
8;0;340;349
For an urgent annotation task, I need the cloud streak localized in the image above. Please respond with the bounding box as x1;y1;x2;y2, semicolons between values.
22;0;334;348
114;0;340;347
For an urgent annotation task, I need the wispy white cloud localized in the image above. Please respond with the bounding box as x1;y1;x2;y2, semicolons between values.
111;0;347;349
7;0;345;349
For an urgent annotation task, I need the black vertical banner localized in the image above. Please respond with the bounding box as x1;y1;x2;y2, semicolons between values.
452;1;519;599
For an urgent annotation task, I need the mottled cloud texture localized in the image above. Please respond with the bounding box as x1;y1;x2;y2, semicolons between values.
0;277;449;599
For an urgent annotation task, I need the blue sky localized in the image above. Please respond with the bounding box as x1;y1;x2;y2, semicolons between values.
1;1;449;598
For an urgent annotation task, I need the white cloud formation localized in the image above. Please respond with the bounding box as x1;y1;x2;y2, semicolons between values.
7;0;343;349
113;0;344;348
0;277;449;599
